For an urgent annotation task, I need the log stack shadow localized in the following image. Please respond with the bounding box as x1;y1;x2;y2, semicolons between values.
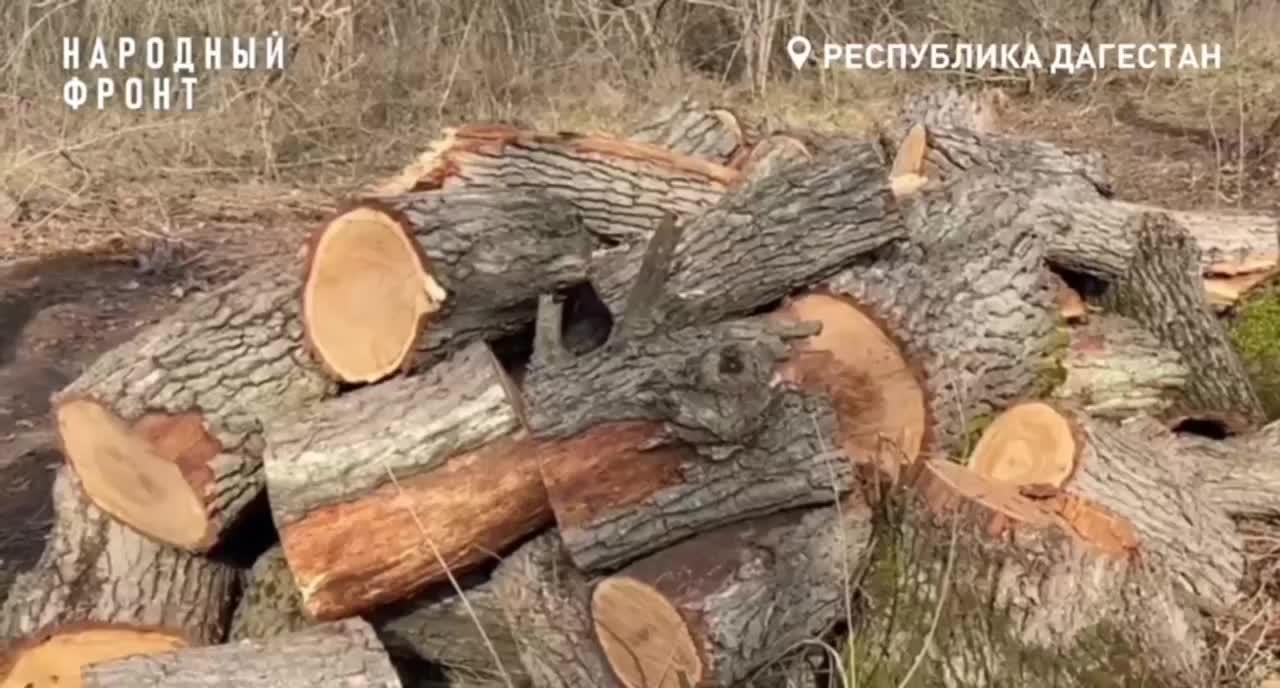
3;91;1280;688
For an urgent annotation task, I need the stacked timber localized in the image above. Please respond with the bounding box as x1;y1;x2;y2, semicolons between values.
3;90;1278;688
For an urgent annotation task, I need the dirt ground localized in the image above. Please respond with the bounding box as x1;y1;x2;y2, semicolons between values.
0;91;1276;603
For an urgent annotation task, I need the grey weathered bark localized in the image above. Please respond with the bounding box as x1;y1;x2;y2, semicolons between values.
368;124;739;243
82;618;403;688
0;467;237;645
917;125;1112;194
627;98;749;165
1052;314;1190;420
228;545;311;642
590;501;874;688
588;140;906;327
1120;416;1280;524
302;189;595;383
539;399;854;572
824;173;1062;455
1061;410;1246;615
850;458;1212;688
491;532;621;688
373;575;529;687
263;340;551;620
1040;194;1280;309
51;260;335;552
1096;212;1266;428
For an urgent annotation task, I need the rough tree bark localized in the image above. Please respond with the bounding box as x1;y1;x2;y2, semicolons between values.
1051;313;1190;420
588;140;906;327
263;340;552;620
0;467;237;644
966;402;1250;617
1041;194;1280;309
0;468;238;688
302;189;594;383
491;532;622;688
589;501;874;688
51;261;335;552
820;173;1063;456
911;125;1112;195
848;458;1211;688
1096;212;1266;428
82;618;403;688
368;124;739;243
373;573;530;687
228;545;311;642
627;98;750;166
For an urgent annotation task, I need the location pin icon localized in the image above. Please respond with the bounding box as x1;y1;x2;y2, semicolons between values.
787;35;813;69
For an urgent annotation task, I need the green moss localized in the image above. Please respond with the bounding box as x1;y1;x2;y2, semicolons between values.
838;493;1175;688
1228;285;1280;420
1033;325;1073;397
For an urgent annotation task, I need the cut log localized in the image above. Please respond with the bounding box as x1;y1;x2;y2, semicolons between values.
627;98;749;165
491;532;622;688
1052;314;1190;420
588;140;907;327
302;189;594;384
1042;194;1280;309
767;292;929;475
967;401;1078;488
848;457;1212;687
967;402;1246;614
590;501;874;688
538;407;854;572
368;125;739;243
1122;416;1280;523
228;545;311;641
263;340;552;620
0;624;190;688
81;618;403;688
1096;212;1266;428
373;573;529;687
0;467;236;645
1111;200;1279;279
915;125;1111;194
52;261;335;551
821;173;1062;456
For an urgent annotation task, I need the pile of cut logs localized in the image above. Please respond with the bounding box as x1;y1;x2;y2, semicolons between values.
3;90;1280;688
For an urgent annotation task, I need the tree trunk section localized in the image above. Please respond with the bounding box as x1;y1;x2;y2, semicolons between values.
81;618;403;688
51;261;335;552
821;173;1062;456
302;189;595;384
228;545;311;642
491;532;622;688
916;125;1112;195
966;403;1247;615
1052;314;1190;420
627;98;749;165
373;574;529;687
588;141;906;328
538;402;854;572
368;124;739;243
0;467;236;645
1;624;192;688
1042;194;1280;309
590;501;874;688
1097;211;1266;428
848;458;1211;688
263;341;552;620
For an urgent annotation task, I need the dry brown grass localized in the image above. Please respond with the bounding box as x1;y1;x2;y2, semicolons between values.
2;0;1276;266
